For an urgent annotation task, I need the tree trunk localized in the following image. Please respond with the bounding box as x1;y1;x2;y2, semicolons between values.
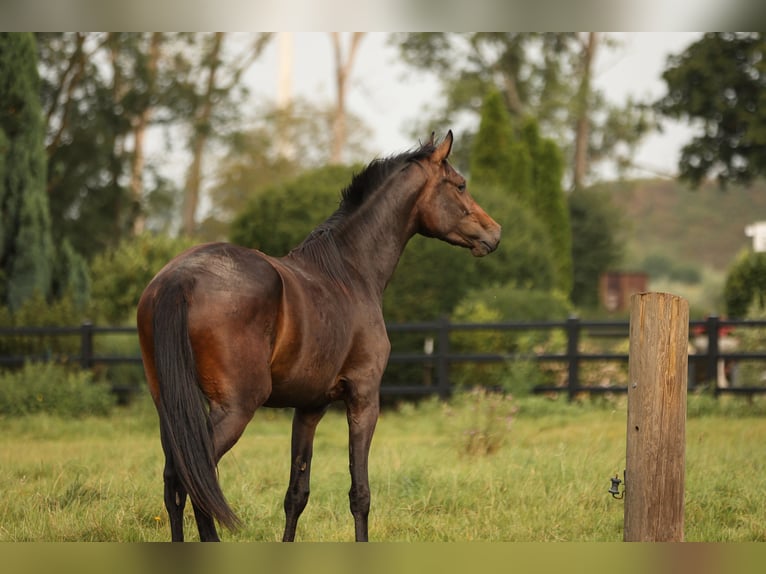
131;33;162;236
107;33;127;239
44;33;87;161
572;32;597;191
182;32;224;236
329;32;364;164
275;32;295;160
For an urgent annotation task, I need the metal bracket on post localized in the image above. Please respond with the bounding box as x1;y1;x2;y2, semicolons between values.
608;470;626;500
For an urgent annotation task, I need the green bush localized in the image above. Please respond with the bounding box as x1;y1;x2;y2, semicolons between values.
89;232;195;324
723;249;766;318
0;292;85;358
0;363;116;418
729;302;766;388
444;387;518;457
449;285;572;394
642;253;702;284
229;164;357;254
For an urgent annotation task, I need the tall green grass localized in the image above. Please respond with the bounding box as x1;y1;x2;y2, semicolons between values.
1;391;765;541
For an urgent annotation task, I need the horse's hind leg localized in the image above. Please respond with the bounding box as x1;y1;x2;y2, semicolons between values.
160;425;188;542
282;407;327;541
187;403;259;542
190;504;219;541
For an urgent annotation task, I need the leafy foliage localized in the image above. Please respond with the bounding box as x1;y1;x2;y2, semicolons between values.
89;233;196;324
395;33;651;184
641;253;702;284
447;388;518;457
656;33;766;187
723;249;766;318
730;303;766;388
38;33;141;259
568;187;625;308
384;189;557;322
0;362;115;417
469;89;572;296
229;164;356;255
469;89;516;191
449;285;572;394
0;292;86;358
0;33;54;311
521;119;572;295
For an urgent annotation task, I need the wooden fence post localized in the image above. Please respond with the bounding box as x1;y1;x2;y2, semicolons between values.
436;315;451;399
565;316;580;401
80;321;94;370
624;292;689;542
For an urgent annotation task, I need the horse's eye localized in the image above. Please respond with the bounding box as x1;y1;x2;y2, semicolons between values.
457;183;466;193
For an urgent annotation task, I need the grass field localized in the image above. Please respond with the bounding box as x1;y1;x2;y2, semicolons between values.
1;390;765;542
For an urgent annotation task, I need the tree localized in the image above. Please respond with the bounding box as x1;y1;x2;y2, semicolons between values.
572;32;598;190
38;33;164;258
180;32;225;236
0;33;54;310
723;250;766;318
200;97;372;242
568;187;625;308
384;190;556;322
394;32;651;187
469;88;516;192
229;164;357;254
522;119;572;295
656;33;766;187
172;33;273;236
469;89;572;296
128;32;163;235
89;232;195;324
36;33;273;251
329;33;365;164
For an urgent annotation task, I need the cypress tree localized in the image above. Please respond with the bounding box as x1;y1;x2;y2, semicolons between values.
522;118;573;295
470;89;573;297
0;33;54;310
469;88;516;193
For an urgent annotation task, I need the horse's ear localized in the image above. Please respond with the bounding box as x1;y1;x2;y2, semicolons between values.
430;130;453;163
427;131;436;146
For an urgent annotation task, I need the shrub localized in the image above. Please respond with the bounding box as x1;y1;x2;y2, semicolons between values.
0;363;116;418
89;232;195;324
0;292;85;359
728;302;766;388
449;285;572;394
445;387;518;457
723;249;766;318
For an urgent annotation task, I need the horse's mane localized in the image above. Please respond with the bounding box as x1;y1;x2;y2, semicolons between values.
288;142;436;285
337;143;435;214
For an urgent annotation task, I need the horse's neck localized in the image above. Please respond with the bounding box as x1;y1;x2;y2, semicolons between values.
334;175;422;298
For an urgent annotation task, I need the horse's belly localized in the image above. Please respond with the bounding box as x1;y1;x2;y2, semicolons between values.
264;369;345;409
266;337;347;408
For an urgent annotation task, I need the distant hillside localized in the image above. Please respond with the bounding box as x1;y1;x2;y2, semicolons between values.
592;178;766;273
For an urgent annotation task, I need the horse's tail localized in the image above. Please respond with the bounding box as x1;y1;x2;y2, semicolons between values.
152;279;240;530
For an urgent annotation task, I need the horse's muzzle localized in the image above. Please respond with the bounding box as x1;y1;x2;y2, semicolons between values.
471;227;501;257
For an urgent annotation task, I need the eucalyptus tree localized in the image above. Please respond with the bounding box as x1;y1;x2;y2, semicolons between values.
394;32;651;189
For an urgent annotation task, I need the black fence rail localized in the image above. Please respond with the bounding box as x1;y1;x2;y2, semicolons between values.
2;316;766;400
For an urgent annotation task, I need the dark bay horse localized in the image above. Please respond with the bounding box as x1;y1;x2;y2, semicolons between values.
136;131;501;541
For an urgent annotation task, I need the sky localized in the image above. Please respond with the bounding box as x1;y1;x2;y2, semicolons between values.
241;32;704;181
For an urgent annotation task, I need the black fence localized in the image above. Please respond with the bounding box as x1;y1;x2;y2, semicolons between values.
2;316;766;400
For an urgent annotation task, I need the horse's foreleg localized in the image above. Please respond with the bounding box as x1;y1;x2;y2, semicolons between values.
282;407;327;542
346;392;380;542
